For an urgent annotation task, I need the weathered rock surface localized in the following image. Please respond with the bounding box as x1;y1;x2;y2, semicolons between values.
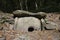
45;13;60;30
13;10;46;19
14;17;41;32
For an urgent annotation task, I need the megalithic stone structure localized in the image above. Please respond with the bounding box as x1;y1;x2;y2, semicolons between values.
13;10;47;32
13;10;60;32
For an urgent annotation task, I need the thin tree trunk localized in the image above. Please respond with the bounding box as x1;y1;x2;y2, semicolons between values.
25;0;28;11
35;1;38;11
19;0;23;10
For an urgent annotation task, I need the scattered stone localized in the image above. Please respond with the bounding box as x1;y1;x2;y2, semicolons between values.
45;13;60;30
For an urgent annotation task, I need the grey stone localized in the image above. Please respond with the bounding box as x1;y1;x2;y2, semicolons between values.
45;21;58;30
13;10;46;19
13;17;41;32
